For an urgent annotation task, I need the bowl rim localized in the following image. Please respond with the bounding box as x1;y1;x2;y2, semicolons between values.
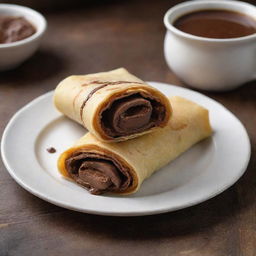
164;0;256;43
0;3;47;48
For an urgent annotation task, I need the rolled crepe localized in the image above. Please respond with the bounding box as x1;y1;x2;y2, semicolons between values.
54;68;172;142
58;96;212;195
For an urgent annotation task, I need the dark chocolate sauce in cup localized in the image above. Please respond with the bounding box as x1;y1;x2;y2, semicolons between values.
173;10;256;39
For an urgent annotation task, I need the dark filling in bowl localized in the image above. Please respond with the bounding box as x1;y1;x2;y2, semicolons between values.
65;152;132;195
0;16;36;44
101;93;166;138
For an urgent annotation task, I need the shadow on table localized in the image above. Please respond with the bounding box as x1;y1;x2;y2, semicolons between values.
0;49;65;85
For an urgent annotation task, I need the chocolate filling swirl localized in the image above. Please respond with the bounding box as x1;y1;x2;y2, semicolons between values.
78;81;167;139
66;152;132;195
101;93;166;138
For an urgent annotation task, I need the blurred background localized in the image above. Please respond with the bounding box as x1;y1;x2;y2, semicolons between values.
2;0;136;10
3;0;254;11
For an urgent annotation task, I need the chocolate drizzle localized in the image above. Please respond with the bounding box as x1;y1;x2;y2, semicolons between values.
80;84;109;121
81;80;143;86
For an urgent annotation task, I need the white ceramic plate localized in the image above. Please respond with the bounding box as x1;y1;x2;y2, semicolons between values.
1;82;250;216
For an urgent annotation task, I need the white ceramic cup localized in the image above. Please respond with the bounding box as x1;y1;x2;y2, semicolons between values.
0;4;47;71
164;0;256;91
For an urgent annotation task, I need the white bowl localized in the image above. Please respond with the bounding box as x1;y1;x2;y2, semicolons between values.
0;4;47;71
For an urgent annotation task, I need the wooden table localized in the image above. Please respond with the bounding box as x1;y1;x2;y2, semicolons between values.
1;0;255;255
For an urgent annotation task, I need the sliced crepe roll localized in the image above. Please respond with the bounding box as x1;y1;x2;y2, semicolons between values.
58;96;212;195
54;68;172;142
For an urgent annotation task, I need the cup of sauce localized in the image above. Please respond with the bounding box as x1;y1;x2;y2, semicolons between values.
164;0;256;91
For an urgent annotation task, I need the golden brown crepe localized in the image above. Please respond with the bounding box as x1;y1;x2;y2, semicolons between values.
58;96;212;195
54;68;172;142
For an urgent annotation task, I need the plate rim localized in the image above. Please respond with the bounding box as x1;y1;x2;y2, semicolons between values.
1;82;251;216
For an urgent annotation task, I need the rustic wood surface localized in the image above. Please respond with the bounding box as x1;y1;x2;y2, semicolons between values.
0;0;255;255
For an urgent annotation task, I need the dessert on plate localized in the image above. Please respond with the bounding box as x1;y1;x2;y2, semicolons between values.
54;68;172;142
57;96;212;195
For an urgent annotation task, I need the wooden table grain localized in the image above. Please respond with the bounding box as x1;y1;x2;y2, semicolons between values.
1;1;256;255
